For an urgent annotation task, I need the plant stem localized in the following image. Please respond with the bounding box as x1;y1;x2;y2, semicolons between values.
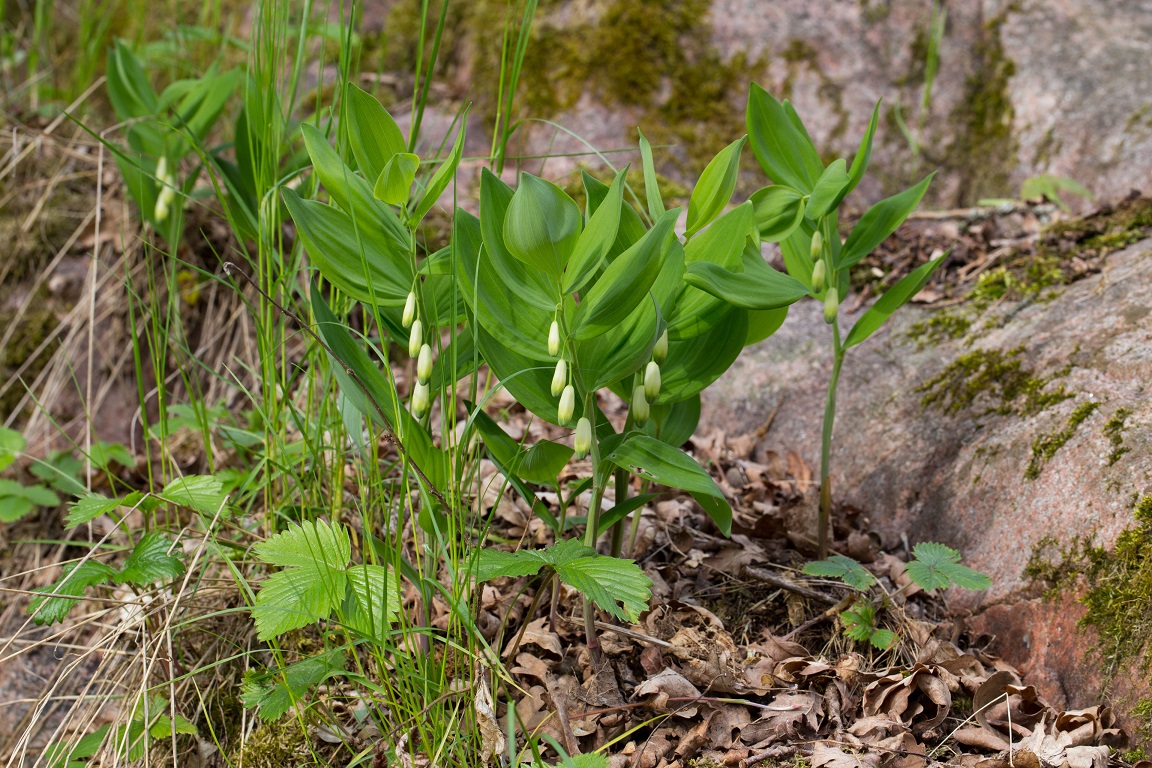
818;322;845;559
609;466;628;557
582;395;604;661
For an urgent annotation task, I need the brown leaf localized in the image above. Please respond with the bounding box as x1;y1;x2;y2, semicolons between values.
635;669;703;716
503;617;563;659
475;673;506;765
811;742;882;768
862;665;952;734
739;691;822;746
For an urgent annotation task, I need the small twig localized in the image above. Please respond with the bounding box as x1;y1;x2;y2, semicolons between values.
222;262;451;511
782;593;856;641
743;565;841;606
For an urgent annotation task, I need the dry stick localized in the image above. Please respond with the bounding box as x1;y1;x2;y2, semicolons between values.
222;262;451;512
781;593;857;641
743;565;841;606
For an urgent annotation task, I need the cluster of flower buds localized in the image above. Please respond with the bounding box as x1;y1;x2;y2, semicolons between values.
631;356;662;425
153;157;178;223
404;290;433;417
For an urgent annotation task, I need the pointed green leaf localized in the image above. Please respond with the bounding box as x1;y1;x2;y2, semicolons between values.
907;542;991;591
241;648;348;721
837;173;934;269
564;167;626;294
114;532;185;585
844;250;948;348
503;172;581;281
409;109;468;226
749;184;806;242
373;152;420;206
806;158;851;220
28;560;117;625
684;248;811;310
253;565;346;641
686;135;747;237
745;306;789;345
253;519;351;572
0;426;25;472
343;564;402;639
670;203;756;341
845;101;880;199
345;83;407;180
746;84;823;191
637;129;664;220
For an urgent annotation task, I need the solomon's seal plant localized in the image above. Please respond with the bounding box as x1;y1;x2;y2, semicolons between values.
686;85;948;558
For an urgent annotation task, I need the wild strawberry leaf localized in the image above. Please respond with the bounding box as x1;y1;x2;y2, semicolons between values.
907;541;992;591
241;648;348;721
28;560;117;625
114;532;185;585
802;555;877;591
161;474;226;516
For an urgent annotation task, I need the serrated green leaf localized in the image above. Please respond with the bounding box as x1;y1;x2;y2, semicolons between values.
474;539;596;583
802;555;877;591
806;158;851;220
28;559;117;625
837;173;934;269
342;564;402;639
161;474;226;516
254;519;351;572
686;135;746;237
65;491;147;528
844;251;949;348
114;532;185;585
0;426;25;472
907;542;991;591
241;648;348;721
0;494;34;522
554;554;652;622
749;184;806;242
252;565;346;641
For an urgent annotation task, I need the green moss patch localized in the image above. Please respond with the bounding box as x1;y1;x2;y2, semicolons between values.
906;311;973;347
1024;400;1101;480
1104;407;1133;466
917;347;1072;417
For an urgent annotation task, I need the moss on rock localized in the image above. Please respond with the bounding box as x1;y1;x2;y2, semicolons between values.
917;347;1072;417
1024;400;1101;480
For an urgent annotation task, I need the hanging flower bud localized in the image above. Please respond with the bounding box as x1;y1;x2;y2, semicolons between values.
402;291;417;328
417;343;433;384
644;361;661;401
153;157;177;223
810;230;823;261
412;381;430;417
574;417;592;459
548;319;561;357
811;259;826;293
631;385;650;424
551;358;567;397
558;385;575;425
824;287;839;324
408;319;422;358
652;328;669;364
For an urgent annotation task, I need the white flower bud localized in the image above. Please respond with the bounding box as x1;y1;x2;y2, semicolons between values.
653;328;669;364
154;196;169;223
412;381;430;417
810;230;823;261
824;287;839;324
558;385;575;425
402;291;417;328
551;358;567;397
408;319;422;358
153;156;177;223
417;343;433;384
811;259;826;293
574;417;592;459
631;385;650;424
644;361;661;401
548;319;561;357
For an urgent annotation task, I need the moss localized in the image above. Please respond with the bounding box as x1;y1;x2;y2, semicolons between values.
1104;407;1132;466
1024;401;1101;480
906;311;972;346
943;7;1019;205
227;715;339;768
917;347;1073;417
0;306;60;418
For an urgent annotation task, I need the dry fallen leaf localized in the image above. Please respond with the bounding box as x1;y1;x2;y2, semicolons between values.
811;741;882;768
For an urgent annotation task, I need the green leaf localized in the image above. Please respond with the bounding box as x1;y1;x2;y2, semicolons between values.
598;493;659;532
161;474;226;516
907;542;991;591
684;248;811;311
474;539;594;583
643;395;701;447
241;648;348;721
409;109;468;227
503;172;581;282
749;185;806;242
746;84;823;191
745;306;789;346
344;83;406;181
42;724;110;768
373;152;420;206
686;135;747;237
65;491;149;528
253;565;346;641
342;564;402;639
842;601;894;648
605;435;730;535
564;167;626;295
254;519;351;571
805;159;851;221
2;479;59;507
554;553;651;622
844;251;949;348
0;495;34;522
845;102;880;199
477;170;555;310
89;441;134;470
658;308;747;404
670;203;757;341
637;129;665;220
837;173;934;269
114;532;185;585
28;559;117;625
802;555;877;591
0;426;25;472
571;208;677;341
518;440;575;485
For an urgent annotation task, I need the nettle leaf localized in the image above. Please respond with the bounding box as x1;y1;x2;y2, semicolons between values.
845;250;949;348
114;532;185;585
805;158;851;221
749;184;806;242
161;474;226;516
842;602;895;649
28;559;117;625
254;519;351;571
803;555;877;591
907;542;991;591
686;135;746;237
0;426;25;471
837;173;934;270
504;172;581;281
241;648;348;721
606;434;731;535
342;564;402;640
